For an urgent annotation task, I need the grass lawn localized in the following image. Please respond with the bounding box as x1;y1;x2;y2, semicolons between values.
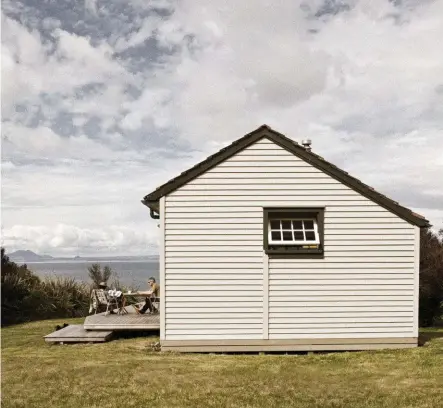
2;319;443;408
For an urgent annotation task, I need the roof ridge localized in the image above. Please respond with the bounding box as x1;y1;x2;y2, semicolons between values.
142;126;430;227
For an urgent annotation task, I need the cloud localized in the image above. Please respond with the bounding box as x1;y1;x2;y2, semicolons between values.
2;122;142;160
120;88;172;130
2;224;159;256
2;0;442;256
114;15;161;52
1;13;128;116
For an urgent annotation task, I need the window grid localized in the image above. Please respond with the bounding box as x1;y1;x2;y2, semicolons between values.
268;218;319;245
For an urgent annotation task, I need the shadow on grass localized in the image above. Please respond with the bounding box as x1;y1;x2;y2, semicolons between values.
419;331;443;346
112;330;159;340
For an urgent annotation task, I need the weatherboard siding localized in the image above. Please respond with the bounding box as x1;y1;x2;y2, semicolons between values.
163;138;416;341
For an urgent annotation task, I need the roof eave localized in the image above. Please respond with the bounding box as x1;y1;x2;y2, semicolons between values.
143;125;272;202
141;198;159;213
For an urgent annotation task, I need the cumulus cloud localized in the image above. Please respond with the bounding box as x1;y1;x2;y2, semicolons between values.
1;0;442;256
2;224;159;256
1;12;129;121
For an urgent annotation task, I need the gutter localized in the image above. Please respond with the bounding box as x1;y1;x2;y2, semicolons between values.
150;208;160;219
141;199;160;219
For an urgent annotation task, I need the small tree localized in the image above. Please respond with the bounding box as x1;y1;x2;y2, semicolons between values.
87;264;113;288
419;228;443;326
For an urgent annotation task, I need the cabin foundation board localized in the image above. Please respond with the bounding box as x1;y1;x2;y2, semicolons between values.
161;338;418;352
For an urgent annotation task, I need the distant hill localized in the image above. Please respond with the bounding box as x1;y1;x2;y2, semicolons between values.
8;250;54;262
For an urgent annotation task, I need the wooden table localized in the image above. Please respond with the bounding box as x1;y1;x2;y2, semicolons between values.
121;292;159;314
120;292;147;313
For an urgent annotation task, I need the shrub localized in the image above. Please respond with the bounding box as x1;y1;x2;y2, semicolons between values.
1;248;43;325
1;248;90;326
37;276;90;319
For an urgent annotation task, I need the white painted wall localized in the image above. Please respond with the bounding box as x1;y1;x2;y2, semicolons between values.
163;138;417;341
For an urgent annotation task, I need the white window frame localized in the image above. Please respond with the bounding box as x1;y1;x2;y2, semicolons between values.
268;217;320;245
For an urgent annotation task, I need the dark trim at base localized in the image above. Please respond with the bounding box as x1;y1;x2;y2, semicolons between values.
161;338;418;353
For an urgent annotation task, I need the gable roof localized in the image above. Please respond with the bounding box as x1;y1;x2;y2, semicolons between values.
142;125;430;228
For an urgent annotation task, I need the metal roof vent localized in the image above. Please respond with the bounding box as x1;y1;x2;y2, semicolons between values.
301;139;312;152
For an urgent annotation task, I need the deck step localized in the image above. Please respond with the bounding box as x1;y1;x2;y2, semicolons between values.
44;325;113;343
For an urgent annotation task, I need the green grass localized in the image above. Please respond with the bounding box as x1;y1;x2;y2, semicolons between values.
2;320;443;408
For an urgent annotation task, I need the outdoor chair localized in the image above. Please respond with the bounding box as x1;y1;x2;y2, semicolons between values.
89;289;110;314
150;296;160;313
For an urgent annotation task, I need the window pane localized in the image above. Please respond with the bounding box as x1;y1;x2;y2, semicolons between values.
292;220;303;229
305;231;316;241
271;231;282;241
304;220;314;229
270;220;280;229
281;220;291;229
282;231;293;241
293;231;304;240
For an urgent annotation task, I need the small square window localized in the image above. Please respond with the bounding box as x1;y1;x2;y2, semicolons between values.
281;220;291;229
270;220;280;229
292;220;303;229
282;231;293;241
304;220;314;229
293;231;304;240
305;231;316;241
271;231;281;241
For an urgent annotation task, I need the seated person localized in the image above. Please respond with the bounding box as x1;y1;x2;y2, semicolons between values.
134;277;160;314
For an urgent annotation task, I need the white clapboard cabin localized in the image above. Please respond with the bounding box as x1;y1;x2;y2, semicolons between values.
142;125;430;353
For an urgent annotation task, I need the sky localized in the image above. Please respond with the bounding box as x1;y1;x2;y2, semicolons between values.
1;0;442;257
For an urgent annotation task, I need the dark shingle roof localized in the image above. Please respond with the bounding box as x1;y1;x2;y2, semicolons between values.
142;125;430;228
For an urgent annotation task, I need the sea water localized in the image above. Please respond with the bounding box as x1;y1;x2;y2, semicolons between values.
23;260;160;288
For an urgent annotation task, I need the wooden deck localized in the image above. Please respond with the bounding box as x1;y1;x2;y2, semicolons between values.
45;325;113;343
83;305;160;331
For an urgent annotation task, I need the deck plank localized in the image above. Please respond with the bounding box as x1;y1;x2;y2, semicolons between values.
45;325;113;343
84;305;160;331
